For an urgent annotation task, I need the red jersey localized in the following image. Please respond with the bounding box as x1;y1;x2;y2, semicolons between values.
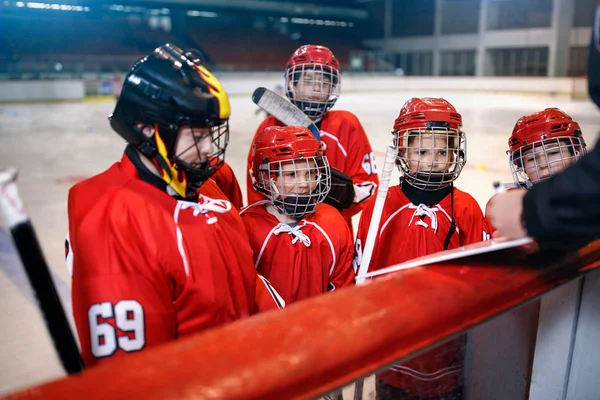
355;185;486;396
67;153;279;367
246;111;379;231
240;201;355;304
209;160;244;210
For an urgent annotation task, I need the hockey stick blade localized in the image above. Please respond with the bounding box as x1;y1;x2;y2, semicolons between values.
252;87;321;141
0;168;83;374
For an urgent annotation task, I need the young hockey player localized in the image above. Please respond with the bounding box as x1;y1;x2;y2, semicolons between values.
508;108;586;188
355;98;486;400
66;44;282;367
246;44;379;233
242;125;355;304
484;108;587;235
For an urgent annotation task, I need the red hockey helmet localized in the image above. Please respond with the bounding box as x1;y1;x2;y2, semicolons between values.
250;126;331;218
509;108;586;187
392;98;466;190
285;45;341;121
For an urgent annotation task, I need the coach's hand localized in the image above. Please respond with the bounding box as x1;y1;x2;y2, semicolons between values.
487;189;528;240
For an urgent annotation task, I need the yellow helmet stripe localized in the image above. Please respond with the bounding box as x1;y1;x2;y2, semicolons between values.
196;65;231;120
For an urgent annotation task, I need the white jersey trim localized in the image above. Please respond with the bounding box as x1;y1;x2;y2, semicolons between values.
388;364;462;381
257;274;286;309
320;131;348;157
255;224;280;269
253;218;337;278
303;221;336;277
379;202;458;238
240;200;270;216
173;203;191;277
65;232;74;278
173;197;232;278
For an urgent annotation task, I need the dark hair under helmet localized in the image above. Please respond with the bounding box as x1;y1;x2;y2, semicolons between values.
109;43;231;200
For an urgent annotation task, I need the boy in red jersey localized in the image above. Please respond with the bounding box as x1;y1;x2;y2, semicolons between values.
246;45;379;232
242;125;355;304
484;108;587;236
355;98;486;400
66;44;282;367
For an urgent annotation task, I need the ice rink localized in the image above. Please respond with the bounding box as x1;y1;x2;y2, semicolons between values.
1;90;599;395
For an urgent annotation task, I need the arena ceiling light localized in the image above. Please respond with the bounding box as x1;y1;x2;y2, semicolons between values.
22;2;89;11
106;4;169;15
289;17;354;27
186;10;218;17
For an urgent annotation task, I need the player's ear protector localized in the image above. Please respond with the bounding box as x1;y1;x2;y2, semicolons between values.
133;124;159;159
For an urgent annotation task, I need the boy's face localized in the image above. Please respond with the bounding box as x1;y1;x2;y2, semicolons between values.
274;159;320;196
174;126;213;165
292;70;332;103
521;141;576;183
405;133;456;174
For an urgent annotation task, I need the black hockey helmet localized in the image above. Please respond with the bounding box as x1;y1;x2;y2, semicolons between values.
110;43;231;200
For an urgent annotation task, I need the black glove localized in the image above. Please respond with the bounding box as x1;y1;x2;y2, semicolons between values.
325;167;355;211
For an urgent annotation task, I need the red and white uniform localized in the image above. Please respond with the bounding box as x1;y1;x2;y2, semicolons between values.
209;160;244;210
67;153;280;367
355;185;486;397
241;201;355;304
246;111;379;231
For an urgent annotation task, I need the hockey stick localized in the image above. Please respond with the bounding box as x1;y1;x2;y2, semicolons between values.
355;146;397;285
0;168;83;374
352;146;396;400
251;87;321;141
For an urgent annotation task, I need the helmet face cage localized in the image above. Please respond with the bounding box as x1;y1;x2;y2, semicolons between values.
393;128;467;191
256;156;331;218
205;120;229;172
285;63;340;121
509;136;586;188
156;119;229;199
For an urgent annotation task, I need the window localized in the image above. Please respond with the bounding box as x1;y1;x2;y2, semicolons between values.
441;0;480;34
391;0;435;37
568;46;589;76
440;50;476;76
487;47;549;76
487;0;553;30
573;0;598;27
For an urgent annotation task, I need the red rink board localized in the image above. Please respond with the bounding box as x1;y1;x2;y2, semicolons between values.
4;240;600;400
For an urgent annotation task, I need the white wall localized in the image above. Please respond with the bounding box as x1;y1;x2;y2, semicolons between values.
0;80;84;102
214;72;588;97
0;75;589;102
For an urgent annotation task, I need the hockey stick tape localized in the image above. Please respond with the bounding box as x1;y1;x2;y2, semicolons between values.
0;168;27;227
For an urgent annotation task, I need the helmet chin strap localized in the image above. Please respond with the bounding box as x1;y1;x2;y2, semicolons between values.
174;157;213;200
275;195;319;218
269;182;320;218
443;184;456;250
